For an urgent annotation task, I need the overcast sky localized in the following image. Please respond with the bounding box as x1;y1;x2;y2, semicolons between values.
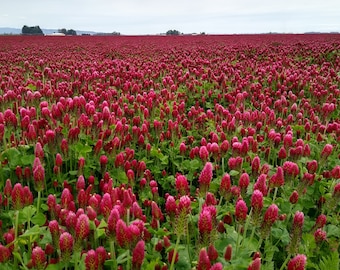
2;0;340;34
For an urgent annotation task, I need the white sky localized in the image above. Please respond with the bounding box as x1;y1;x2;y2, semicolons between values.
1;0;340;34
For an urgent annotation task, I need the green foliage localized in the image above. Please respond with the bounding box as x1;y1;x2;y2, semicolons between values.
308;251;340;270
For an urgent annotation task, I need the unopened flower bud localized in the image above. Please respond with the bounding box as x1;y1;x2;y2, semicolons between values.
197;248;211;270
283;161;299;178
11;183;24;210
248;257;261;270
199;162;213;195
239;173;250;192
332;183;340;199
289;190;299;204
224;244;232;261
4;179;12;197
55;153;63;167
198;208;213;235
321;144;333;159
314;214;327;229
78;157;85;171
179;142;187;155
116;219;130;248
293;211;304;228
151;201;163;221
263;204;279;225
175;174;189;195
235;199;248;224
132;240;145;270
251;190;263;213
165;195;177;217
220;173;231;199
207;244;218;261
211;262;223;270
306;160;318;174
251;156;261;176
107;208;120;238
199;146;209;162
35;142;44;159
0;244;11;263
314;228;327;244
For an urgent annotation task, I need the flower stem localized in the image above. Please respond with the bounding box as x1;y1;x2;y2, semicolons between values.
37;190;41;214
235;224;243;255
110;240;117;270
279;254;291;270
170;234;181;270
3;133;8;151
186;223;192;264
272;187;278;203
198;197;204;214
249;225;256;246
126;249;131;270
241;208;252;247
218;196;223;209
14;210;19;269
126;208;130;225
74;251;80;270
257;238;263;250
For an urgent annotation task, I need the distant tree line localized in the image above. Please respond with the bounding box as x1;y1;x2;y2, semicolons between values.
58;28;77;35
95;31;121;36
22;25;44;35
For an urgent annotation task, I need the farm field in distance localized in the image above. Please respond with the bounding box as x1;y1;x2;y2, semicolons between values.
0;34;339;269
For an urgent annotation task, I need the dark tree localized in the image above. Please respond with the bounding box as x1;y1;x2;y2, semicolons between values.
166;29;181;36
58;28;67;35
22;25;29;34
22;25;44;35
66;29;77;36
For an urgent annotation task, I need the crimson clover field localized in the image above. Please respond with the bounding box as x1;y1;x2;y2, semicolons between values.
0;34;339;270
